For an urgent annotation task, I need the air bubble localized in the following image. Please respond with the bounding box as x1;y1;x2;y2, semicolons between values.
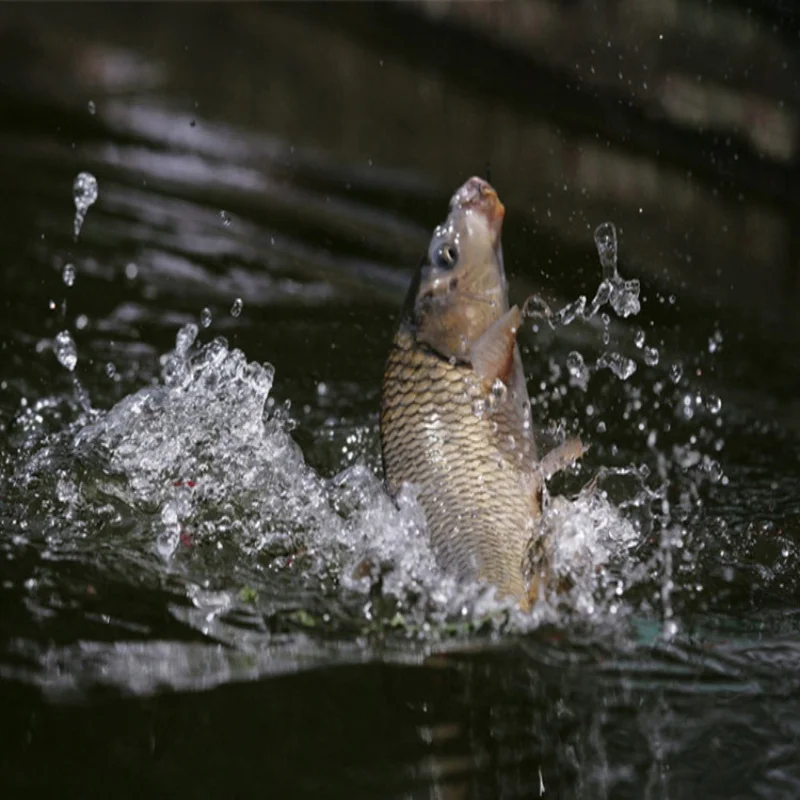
669;362;683;383
200;307;213;328
231;298;244;318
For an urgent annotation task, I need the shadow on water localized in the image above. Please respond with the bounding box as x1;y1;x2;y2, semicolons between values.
1;2;800;798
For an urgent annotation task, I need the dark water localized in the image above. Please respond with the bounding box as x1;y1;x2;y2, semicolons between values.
2;4;800;798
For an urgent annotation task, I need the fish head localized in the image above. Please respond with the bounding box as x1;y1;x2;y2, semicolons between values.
405;176;510;361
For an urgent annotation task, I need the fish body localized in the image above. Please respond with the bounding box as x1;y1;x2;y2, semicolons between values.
380;177;545;601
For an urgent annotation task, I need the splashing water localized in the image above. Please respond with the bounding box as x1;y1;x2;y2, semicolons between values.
8;323;645;649
596;351;637;381
72;171;99;240
593;222;641;318
62;263;76;287
54;330;78;371
594;221;618;279
526;220;651;384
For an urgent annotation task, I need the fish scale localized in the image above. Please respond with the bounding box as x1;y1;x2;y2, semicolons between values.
381;327;536;598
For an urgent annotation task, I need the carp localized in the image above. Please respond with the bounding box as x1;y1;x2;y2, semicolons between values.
380;176;582;606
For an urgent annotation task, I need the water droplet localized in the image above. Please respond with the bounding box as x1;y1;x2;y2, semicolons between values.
554;296;586;325
633;328;645;348
105;362;117;378
593;279;614;315
230;298;243;317
219;210;232;228
175;324;198;354
601;312;611;345
75;314;89;331
54;330;77;372
597;352;637;380
708;329;723;354
597;420;607;433
200;307;213;328
490;378;507;401
707;460;723;483
609;277;641;318
669;362;683;383
62;263;76;287
643;346;660;366
471;398;486;418
87;100;96;115
125;262;138;280
72;171;98;239
566;351;585;378
705;394;722;414
594;221;618;279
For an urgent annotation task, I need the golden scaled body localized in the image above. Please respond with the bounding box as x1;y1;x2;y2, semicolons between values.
380;176;582;605
382;325;537;599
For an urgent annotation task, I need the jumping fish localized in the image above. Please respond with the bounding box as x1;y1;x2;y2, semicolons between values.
380;176;583;606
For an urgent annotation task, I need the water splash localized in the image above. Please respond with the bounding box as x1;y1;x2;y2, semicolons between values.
54;330;78;371
597;351;637;381
62;263;76;287
594;221;618;279
72;171;99;240
10;324;645;647
593;222;641;318
643;346;659;366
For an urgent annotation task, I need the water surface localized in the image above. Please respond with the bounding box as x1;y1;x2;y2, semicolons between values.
1;4;800;798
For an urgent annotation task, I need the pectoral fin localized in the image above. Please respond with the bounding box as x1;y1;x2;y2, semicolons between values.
470;306;521;388
539;437;587;480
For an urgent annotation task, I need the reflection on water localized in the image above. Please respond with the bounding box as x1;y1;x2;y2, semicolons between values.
1;3;800;798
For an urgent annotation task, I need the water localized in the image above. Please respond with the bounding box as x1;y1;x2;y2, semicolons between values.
72;171;99;240
2;4;800;798
53;331;78;372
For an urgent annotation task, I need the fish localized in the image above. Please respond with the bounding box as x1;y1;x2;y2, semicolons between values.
379;176;583;606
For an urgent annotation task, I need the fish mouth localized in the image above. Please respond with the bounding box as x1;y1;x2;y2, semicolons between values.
450;176;506;241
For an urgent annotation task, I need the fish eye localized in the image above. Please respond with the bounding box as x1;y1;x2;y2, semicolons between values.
434;243;459;269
